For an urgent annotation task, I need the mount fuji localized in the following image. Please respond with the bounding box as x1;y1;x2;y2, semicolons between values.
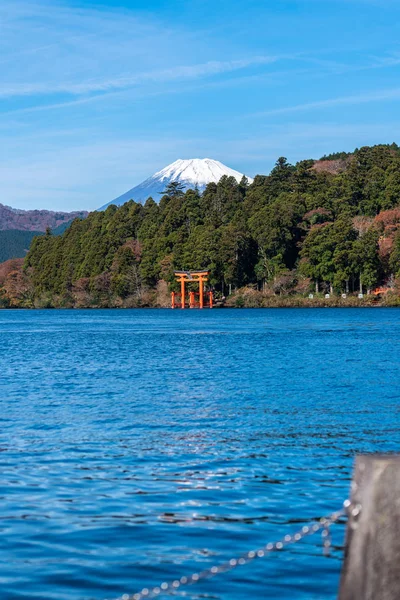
99;158;253;210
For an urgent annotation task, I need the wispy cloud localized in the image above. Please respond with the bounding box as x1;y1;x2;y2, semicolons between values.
250;87;400;118
365;53;400;69
0;0;288;107
0;56;280;99
2;0;400;211
4;51;398;101
3;120;400;211
0;1;201;100
1;61;307;120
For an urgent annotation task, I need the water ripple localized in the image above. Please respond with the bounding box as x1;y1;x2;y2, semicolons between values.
0;308;399;599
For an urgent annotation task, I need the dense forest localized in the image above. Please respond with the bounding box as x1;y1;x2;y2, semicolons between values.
0;230;40;263
2;143;400;308
0;221;80;264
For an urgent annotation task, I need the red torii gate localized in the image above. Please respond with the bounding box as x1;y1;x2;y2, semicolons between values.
172;271;213;309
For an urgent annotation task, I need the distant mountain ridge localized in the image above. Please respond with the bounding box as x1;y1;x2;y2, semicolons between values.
0;203;88;232
0;203;88;263
100;158;253;209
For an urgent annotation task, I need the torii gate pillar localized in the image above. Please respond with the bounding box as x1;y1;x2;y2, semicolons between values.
199;277;204;309
180;277;185;309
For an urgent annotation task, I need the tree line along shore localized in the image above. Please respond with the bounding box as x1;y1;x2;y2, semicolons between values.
1;143;400;309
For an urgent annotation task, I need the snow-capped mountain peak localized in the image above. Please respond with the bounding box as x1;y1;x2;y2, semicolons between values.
153;158;250;186
99;158;253;209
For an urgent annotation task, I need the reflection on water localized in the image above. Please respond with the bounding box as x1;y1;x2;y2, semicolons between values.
0;308;399;599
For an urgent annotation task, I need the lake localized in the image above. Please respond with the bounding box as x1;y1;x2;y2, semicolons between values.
0;308;399;600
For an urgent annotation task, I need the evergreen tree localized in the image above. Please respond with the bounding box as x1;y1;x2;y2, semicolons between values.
160;181;186;198
16;143;400;307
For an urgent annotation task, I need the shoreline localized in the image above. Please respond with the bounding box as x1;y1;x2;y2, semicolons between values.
1;300;400;310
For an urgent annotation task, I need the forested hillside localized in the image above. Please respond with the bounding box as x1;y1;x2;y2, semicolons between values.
0;230;42;263
0;202;88;263
0;221;79;263
3;144;400;308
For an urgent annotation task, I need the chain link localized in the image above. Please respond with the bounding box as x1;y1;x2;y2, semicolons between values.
115;501;348;600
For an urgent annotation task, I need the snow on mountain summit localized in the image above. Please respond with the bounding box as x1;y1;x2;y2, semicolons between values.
99;159;253;209
154;158;250;186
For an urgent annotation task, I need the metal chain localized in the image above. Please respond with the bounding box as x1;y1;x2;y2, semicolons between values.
115;501;348;600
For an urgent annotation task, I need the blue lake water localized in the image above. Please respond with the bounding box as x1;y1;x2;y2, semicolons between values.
0;308;399;600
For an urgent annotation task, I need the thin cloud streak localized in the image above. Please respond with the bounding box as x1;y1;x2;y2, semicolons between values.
0;56;279;99
3;121;400;211
3;53;400;118
251;88;400;118
0;64;310;120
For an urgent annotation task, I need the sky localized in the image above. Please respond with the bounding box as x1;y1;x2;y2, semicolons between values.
1;0;400;211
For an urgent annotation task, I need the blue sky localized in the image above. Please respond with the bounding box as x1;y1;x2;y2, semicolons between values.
1;0;400;211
